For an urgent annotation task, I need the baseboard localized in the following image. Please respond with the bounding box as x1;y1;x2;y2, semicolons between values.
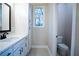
31;45;48;48
47;47;52;56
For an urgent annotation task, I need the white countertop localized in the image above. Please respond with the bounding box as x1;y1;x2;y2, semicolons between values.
0;34;28;54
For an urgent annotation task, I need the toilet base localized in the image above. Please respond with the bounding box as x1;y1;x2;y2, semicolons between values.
57;44;69;56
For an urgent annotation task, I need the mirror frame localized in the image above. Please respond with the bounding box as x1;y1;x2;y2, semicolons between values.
0;3;11;33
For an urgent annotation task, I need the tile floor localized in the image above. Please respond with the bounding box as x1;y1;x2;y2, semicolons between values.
28;48;50;56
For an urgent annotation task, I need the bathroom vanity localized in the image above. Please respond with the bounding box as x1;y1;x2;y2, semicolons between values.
0;3;31;56
0;35;28;56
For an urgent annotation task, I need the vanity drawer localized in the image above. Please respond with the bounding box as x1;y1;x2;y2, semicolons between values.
13;39;25;51
13;47;21;56
13;42;25;56
13;42;21;51
0;48;13;56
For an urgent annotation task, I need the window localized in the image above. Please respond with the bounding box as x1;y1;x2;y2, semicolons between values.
33;6;45;28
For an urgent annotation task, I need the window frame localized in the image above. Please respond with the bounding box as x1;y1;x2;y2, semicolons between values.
33;6;45;28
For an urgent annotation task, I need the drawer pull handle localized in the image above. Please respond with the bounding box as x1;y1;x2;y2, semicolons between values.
20;48;23;55
25;43;27;46
7;53;11;56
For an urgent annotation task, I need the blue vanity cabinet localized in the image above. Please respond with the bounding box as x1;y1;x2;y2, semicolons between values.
13;39;25;56
0;36;28;56
0;47;14;56
23;37;28;55
13;44;25;56
13;37;27;56
13;36;28;56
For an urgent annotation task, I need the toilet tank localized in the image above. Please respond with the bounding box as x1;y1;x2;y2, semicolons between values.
57;36;63;44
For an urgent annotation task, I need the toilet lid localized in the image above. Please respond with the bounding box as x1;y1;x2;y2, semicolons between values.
58;44;69;50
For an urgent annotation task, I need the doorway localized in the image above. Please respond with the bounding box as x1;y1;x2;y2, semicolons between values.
56;4;76;56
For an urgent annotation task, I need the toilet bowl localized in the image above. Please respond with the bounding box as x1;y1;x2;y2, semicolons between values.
57;43;69;56
57;36;69;56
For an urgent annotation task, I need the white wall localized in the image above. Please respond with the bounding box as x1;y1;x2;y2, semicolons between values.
14;3;28;36
48;4;57;56
5;3;29;38
64;4;73;48
75;4;79;56
31;4;49;46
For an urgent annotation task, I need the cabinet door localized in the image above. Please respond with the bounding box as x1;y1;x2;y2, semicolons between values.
23;40;27;56
14;46;26;56
20;38;27;56
13;39;26;56
13;44;22;56
13;50;20;56
0;48;13;56
20;44;25;56
13;45;24;56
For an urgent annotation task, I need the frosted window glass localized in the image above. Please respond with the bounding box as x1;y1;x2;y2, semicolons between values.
34;7;44;27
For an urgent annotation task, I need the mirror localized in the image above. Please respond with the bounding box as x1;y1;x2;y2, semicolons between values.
0;3;11;32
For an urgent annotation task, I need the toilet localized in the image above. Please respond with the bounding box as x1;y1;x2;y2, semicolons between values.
57;36;69;56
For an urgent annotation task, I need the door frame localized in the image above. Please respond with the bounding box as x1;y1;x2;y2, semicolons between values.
70;4;77;56
55;4;77;56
